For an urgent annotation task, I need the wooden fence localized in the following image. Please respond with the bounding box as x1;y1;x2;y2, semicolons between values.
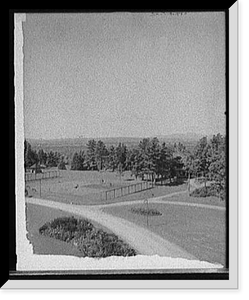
25;170;60;182
101;180;154;201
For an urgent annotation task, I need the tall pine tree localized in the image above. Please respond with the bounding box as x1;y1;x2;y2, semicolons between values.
86;139;97;170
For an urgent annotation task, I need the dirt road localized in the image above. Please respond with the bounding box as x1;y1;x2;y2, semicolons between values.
26;197;196;260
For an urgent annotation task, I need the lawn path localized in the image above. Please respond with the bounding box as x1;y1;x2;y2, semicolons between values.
93;191;226;211
26;197;197;260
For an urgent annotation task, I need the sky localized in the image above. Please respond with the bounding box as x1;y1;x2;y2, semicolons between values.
23;12;226;140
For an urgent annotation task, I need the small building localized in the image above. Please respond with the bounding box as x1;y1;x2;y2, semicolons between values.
27;163;46;174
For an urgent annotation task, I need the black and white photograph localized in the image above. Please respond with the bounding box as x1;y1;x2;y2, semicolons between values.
8;5;239;289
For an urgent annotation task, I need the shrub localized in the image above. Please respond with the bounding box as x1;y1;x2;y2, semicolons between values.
190;187;208;198
130;207;162;216
39;216;136;257
190;184;225;199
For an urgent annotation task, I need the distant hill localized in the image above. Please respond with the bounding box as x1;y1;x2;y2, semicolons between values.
157;132;204;142
27;137;141;158
27;133;207;158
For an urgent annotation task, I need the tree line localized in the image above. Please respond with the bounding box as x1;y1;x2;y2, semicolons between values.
71;137;184;183
183;133;226;197
24;140;66;170
24;133;226;196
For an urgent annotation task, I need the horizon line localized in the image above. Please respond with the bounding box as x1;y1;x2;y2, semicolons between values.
25;131;226;141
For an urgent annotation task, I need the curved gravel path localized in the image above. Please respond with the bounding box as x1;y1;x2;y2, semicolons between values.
26;197;196;260
93;192;226;211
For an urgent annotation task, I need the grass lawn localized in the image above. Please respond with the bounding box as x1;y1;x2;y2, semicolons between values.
26;203;83;257
102;198;226;266
26;170;189;205
26;202;128;257
161;193;226;207
25;169;226;263
26;170;142;204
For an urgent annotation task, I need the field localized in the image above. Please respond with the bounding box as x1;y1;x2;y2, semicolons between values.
26;169;139;204
26;169;225;207
101;199;226;265
26;169;189;205
25;169;226;265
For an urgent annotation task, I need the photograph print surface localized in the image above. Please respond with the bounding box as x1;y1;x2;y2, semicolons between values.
15;11;229;277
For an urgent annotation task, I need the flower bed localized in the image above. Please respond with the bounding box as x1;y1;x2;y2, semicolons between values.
130;207;162;216
39;216;137;258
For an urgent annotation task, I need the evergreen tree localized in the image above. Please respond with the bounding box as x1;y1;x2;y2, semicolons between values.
115;143;127;170
95;140;108;170
182;152;196;177
71;151;85;170
130;148;143;179
37;149;47;166
24;140;38;170
208;134;226;198
46;151;55;167
182;134;227;199
148;137;161;180
58;156;67;170
138;138;151;179
107;145;117;171
158;142;171;179
86;139;97;170
193;136;211;177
